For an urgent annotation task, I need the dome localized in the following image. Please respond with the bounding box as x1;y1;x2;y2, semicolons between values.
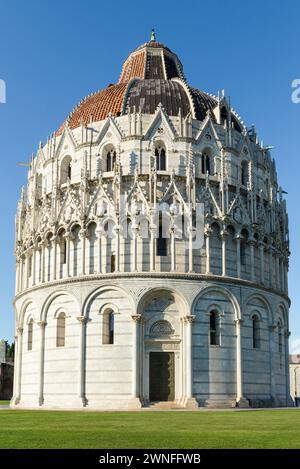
57;34;242;134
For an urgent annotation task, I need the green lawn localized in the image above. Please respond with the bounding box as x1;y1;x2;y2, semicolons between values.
0;409;299;449
0;401;10;405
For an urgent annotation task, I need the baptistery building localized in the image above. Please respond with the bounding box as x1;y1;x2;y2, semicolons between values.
12;33;291;409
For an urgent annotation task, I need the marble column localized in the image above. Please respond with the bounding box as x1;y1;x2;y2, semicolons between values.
80;229;87;276
37;321;47;406
184;315;198;407
132;225;138;272
235;318;249;407
15;327;23;405
259;241;265;284
32;247;36;286
114;226;120;272
52;235;58;281
65;232;71;277
25;252;29;289
149;226;156;271
41;242;45;283
234;234;242;279
131;314;142;401
188;227;194;273
205;227;212;275
77;316;88;406
11;333;19;403
170;228;176;272
269;324;277;403
96;226;103;273
249;238;256;282
221;229;228;277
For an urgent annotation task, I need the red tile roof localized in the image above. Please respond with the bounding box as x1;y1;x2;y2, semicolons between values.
57;83;127;134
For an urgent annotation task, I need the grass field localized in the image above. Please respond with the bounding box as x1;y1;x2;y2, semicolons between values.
0;401;10;405
0;409;299;449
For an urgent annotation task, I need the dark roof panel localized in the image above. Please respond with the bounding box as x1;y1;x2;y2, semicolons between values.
126;79;191;117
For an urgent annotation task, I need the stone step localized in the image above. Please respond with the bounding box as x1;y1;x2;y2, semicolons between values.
148;401;184;409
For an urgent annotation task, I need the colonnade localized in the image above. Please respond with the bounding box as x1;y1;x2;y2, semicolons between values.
15;224;288;295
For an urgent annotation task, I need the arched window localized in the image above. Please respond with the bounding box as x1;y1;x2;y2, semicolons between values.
28;319;33;351
106;149;116;172
240;229;248;266
60;156;72;184
209;311;220;346
155;145;166;171
202;149;212;175
111;254;116;273
103;311;115;345
241;161;248;186
156;212;168;256
61;237;67;265
252;314;260;349
56;312;66;347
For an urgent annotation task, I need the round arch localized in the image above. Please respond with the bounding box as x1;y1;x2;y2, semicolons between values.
82;284;135;319
191;285;241;321
40;290;81;323
17;298;38;329
137;286;190;318
242;293;274;326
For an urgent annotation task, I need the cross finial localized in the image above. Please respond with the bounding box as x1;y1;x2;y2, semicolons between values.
150;28;156;41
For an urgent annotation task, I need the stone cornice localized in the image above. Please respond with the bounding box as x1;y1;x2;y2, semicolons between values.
13;271;291;306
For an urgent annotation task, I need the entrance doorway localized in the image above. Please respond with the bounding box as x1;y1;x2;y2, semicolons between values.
149;352;175;401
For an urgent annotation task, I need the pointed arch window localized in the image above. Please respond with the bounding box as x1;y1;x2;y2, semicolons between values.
252;314;260;349
103;311;115;344
28;319;33;351
155;145;166;171
60;155;72;184
106;149;116;172
201;149;212;175
156;212;168;256
56;312;66;347
209;311;220;346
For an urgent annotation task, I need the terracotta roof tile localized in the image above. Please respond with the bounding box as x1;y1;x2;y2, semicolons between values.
57;83;127;134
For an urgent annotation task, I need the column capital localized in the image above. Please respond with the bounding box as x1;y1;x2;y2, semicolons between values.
17;327;23;335
37;321;47;329
183;315;196;324
131;314;142;323
76;316;88;325
285;330;291;338
235;318;244;326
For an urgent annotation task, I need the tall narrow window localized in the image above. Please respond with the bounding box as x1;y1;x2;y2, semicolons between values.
241;161;248;186
60;155;72;184
103;311;115;344
202;149;212;175
61;238;67;265
28;319;33;351
28;254;32;278
67;163;72;180
252;314;260;349
56;312;66;347
106;150;116;172
240;241;246;265
156;213;167;256
155;146;166;170
109;312;114;344
209;311;219;346
111;254;116;273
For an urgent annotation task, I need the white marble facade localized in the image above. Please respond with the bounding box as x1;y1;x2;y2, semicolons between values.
12;37;291;409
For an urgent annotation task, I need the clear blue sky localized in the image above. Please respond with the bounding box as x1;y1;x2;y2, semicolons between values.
0;0;299;350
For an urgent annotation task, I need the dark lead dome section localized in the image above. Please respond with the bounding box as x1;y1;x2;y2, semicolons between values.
126;79;191;117
189;88;217;121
